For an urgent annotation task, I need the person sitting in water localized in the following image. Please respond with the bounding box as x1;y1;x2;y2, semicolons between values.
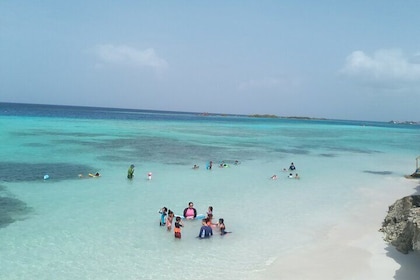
127;164;135;179
183;202;197;219
198;218;213;239
289;162;296;171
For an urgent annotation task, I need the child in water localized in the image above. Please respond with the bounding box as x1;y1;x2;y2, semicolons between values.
174;216;183;239
159;207;167;226
207;206;213;217
218;218;231;235
166;210;174;231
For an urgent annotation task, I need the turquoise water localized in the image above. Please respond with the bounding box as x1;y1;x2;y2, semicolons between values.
0;103;419;279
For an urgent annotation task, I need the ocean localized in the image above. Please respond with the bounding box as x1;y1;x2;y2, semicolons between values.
0;102;419;280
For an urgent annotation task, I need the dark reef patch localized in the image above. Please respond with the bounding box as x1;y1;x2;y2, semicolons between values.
273;148;310;155
363;170;393;175
0;189;32;228
0;162;96;182
328;146;381;154
318;153;337;157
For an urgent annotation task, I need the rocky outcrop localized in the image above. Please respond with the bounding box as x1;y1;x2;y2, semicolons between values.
381;195;420;254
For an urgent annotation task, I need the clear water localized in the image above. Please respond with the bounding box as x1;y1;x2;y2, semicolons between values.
0;103;419;279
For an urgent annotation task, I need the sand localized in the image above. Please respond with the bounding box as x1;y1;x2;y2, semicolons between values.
257;179;420;280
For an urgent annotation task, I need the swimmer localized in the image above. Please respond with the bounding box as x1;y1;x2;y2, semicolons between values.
219;162;228;168
289;162;296;171
270;174;278;180
288;173;294;179
147;172;152;180
192;164;199;169
295;173;300;179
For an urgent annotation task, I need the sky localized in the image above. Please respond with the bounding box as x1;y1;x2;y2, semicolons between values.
1;1;420;121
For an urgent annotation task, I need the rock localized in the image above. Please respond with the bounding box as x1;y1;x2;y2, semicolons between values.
381;195;420;254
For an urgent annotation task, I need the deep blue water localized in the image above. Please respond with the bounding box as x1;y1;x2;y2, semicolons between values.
1;102;417;130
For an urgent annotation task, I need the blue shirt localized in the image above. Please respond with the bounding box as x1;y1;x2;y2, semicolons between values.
198;225;213;239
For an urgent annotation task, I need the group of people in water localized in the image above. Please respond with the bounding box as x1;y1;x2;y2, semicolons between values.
192;160;240;170
123;160;241;181
159;202;230;239
126;160;300;182
271;162;300;180
126;164;153;180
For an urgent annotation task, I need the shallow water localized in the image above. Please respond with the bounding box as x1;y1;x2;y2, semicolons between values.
0;103;419;279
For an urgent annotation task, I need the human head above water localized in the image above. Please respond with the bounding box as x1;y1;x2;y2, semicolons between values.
188;202;194;208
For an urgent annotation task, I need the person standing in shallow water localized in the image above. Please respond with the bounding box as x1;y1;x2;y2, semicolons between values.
127;164;135;179
174;216;183;239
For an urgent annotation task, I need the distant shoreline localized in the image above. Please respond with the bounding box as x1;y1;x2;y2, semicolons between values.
248;114;327;120
1;102;418;124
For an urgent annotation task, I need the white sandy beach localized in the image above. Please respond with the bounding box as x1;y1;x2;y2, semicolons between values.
258;178;420;280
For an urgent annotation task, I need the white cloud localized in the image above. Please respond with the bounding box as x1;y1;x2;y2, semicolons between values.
340;49;420;83
93;44;168;71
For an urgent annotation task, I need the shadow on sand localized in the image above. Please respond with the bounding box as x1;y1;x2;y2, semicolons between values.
385;246;420;280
